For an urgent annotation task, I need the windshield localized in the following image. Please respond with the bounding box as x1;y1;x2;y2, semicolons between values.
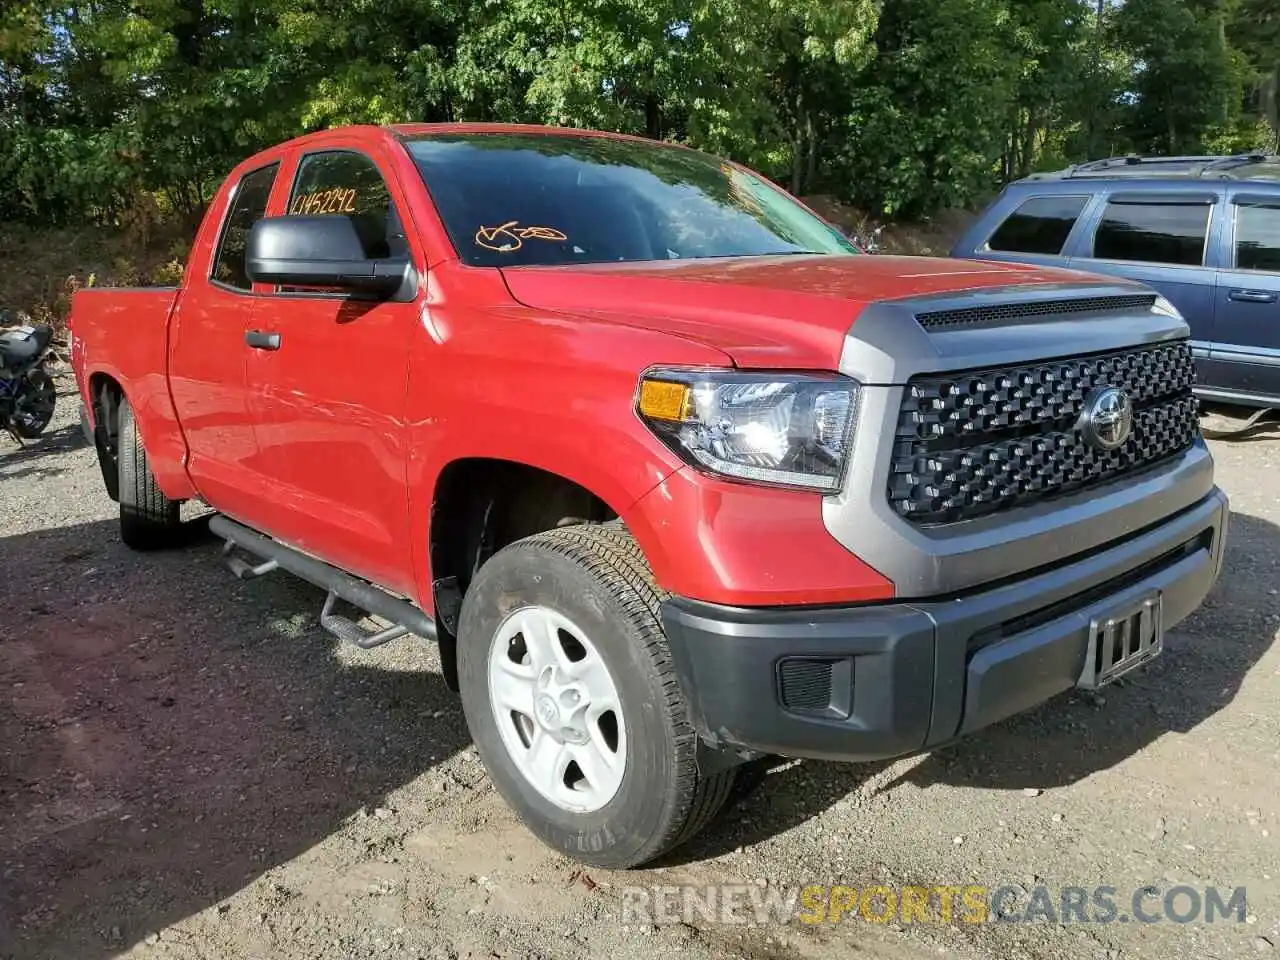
403;133;859;268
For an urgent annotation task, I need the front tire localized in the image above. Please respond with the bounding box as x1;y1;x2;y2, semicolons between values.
456;522;735;868
117;396;181;550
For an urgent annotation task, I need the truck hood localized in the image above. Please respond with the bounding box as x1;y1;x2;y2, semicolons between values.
499;254;1120;370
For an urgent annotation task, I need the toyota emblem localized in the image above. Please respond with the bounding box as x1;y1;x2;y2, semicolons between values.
1081;386;1133;451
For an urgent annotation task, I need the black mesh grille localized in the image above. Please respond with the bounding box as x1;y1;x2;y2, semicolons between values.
889;341;1199;524
915;294;1158;331
778;659;836;713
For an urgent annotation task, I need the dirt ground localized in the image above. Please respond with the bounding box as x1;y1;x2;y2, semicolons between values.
2;382;1278;960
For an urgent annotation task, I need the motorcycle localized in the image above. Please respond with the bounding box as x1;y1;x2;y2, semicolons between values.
852;224;884;255
0;323;58;441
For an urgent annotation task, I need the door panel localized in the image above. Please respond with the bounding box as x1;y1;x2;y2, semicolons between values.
168;289;260;510
168;162;278;522
1209;199;1280;402
246;298;416;592
245;148;417;594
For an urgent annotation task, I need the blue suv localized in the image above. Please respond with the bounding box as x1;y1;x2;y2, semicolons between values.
952;154;1280;407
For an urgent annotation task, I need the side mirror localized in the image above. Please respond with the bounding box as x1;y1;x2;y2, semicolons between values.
246;215;412;298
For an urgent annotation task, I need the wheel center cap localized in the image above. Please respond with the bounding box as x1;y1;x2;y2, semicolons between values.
535;694;560;728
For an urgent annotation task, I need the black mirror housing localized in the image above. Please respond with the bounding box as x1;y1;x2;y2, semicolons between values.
245;216;413;298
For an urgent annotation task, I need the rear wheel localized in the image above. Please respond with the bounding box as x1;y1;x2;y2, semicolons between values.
117;396;181;550
11;369;56;438
457;522;736;868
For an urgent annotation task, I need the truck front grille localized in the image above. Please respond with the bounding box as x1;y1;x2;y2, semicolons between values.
888;340;1198;524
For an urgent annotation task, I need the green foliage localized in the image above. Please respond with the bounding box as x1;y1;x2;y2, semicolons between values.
0;0;1274;229
1112;0;1241;153
837;0;1021;216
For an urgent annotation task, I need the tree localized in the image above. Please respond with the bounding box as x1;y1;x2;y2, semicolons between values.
1227;0;1280;150
1002;0;1093;177
838;0;1020;216
0;0;1269;228
1112;0;1242;153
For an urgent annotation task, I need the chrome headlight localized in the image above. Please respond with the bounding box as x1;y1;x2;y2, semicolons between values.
637;368;860;491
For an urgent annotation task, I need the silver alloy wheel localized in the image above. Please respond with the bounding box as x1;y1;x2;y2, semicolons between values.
487;605;627;812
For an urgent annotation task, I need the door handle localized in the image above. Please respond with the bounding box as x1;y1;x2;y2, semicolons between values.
245;330;281;350
1228;289;1278;304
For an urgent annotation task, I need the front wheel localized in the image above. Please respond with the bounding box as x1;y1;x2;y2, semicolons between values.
456;522;736;869
11;368;56;438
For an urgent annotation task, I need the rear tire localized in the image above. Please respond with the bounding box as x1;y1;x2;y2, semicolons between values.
457;522;735;868
118;396;181;550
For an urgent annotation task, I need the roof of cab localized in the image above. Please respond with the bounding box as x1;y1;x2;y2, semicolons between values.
229;122;674;176
388;121;660;146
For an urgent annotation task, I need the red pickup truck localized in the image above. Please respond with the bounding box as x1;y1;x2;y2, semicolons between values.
70;123;1229;868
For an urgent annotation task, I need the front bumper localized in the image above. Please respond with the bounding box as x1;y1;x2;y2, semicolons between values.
660;487;1229;763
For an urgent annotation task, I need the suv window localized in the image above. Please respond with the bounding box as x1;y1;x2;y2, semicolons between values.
211;163;279;290
1090;201;1210;267
987;196;1088;255
287;150;404;259
1236;204;1280;273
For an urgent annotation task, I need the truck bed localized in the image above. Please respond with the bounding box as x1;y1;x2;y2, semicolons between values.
68;286;191;499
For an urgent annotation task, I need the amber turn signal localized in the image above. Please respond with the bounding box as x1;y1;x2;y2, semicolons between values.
638;379;693;423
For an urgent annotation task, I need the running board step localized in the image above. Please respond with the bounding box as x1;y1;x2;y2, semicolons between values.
222;540;279;579
320;592;408;649
209;515;437;646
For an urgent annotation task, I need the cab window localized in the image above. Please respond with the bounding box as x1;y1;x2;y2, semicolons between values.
287;150;406;259
211;163;279;290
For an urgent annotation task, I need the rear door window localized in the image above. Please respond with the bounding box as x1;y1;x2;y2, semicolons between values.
1089;200;1211;267
211;163;279;291
1235;204;1280;273
986;196;1088;255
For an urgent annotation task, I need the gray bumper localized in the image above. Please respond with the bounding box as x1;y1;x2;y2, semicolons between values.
661;487;1229;763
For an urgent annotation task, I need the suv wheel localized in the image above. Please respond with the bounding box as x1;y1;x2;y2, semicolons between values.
457;522;736;868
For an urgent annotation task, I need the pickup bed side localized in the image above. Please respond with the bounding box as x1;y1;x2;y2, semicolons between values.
71;288;196;502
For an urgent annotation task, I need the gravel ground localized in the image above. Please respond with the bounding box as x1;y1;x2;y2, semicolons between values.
2;380;1278;960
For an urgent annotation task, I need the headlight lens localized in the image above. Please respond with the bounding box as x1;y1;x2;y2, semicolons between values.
637;368;860;491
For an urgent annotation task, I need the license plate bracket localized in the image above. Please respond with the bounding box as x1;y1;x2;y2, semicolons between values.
1077;593;1164;690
